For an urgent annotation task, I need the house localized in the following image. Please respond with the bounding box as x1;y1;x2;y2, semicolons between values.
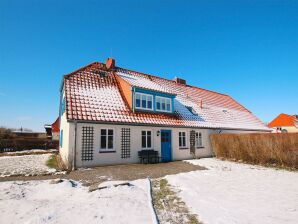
44;117;60;140
59;58;270;169
268;113;298;133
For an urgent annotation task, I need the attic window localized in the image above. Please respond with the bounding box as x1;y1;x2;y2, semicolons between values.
222;109;228;113
186;106;198;115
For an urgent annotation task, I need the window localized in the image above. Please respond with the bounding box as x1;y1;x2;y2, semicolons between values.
142;130;152;148
156;96;172;112
179;132;186;148
135;93;153;110
195;132;203;147
100;129;114;151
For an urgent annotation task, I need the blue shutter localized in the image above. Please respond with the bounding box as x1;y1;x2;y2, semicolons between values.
60;130;63;147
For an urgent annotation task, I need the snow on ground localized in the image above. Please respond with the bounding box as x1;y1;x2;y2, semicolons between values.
166;158;298;224
0;154;56;177
0;149;57;155
0;179;155;224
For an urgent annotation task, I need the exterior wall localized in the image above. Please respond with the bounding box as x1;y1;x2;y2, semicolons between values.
281;126;298;133
59;91;75;169
73;123;216;168
52;132;60;141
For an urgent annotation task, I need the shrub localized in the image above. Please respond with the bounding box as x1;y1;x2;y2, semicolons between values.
210;133;298;169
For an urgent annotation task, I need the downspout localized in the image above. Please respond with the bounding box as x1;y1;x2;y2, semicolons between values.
72;121;77;170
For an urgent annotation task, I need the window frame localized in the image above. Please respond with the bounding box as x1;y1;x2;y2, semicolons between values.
135;92;153;111
141;130;153;149
179;131;187;149
195;132;203;148
156;96;172;113
99;128;115;152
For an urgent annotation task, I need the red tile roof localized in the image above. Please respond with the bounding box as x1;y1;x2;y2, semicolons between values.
268;113;298;128
62;61;269;131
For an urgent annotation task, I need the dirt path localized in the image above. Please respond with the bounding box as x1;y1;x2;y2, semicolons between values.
0;161;205;185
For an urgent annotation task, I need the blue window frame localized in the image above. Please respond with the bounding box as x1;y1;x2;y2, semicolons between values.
156;96;172;112
135;92;153;110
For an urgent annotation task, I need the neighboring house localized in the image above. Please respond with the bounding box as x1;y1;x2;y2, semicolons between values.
59;58;270;169
44;117;60;140
268;113;298;133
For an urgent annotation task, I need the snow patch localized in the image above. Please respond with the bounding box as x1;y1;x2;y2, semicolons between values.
167;158;298;224
0;154;56;177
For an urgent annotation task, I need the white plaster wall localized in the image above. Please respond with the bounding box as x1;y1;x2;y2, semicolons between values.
73;123;215;168
59;91;75;169
52;132;60;141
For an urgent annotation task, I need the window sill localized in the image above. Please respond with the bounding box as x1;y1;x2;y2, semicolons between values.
99;150;116;153
196;147;205;149
179;147;189;150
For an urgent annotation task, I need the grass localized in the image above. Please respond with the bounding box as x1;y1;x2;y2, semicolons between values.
46;154;59;169
152;178;202;224
210;133;298;170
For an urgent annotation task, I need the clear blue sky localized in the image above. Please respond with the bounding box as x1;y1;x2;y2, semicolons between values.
0;0;297;131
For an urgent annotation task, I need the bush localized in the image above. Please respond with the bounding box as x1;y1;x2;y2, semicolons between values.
210;133;298;169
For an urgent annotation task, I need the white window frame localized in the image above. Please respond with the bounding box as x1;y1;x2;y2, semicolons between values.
156;96;172;113
141;130;153;149
179;131;187;148
99;128;115;151
135;92;153;111
195;132;203;148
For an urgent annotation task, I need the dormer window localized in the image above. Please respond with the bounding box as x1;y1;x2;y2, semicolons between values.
156;96;171;112
135;92;153;110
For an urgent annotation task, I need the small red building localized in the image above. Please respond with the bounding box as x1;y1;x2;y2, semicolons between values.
268;113;298;133
44;117;60;140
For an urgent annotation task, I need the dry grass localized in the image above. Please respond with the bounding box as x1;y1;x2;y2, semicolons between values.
152;179;201;224
210;133;298;169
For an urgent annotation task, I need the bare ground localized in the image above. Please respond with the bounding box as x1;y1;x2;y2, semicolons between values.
0;161;205;186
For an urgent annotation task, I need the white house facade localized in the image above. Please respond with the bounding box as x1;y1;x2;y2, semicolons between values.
58;58;270;169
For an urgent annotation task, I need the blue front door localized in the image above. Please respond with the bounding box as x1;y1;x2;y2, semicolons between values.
161;130;172;162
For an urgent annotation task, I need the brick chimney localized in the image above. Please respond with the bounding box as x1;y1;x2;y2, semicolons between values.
173;76;186;85
105;57;115;70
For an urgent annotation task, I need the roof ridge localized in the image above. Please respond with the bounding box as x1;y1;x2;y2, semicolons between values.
63;61;104;78
116;66;230;97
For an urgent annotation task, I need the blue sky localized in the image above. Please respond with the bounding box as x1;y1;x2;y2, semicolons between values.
0;0;297;131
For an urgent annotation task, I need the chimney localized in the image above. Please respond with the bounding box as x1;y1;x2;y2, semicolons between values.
105;57;115;70
173;76;186;85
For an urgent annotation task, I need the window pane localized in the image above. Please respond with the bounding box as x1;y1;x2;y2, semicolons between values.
142;95;146;108
147;100;152;109
166;102;171;111
101;129;106;135
142;136;146;148
161;99;165;110
101;136;106;148
147;135;151;148
147;131;151;136
183;136;186;146
157;101;160;110
108;129;113;135
142;131;146;136
108;136;113;149
179;136;182;147
136;94;141;107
